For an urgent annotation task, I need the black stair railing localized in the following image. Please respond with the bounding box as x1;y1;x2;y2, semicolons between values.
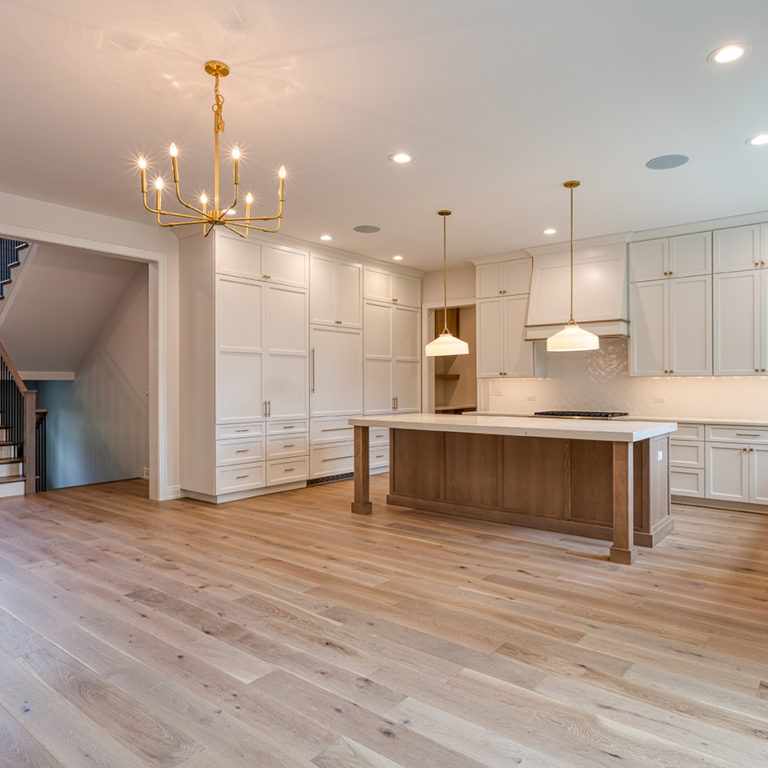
0;239;28;298
35;410;47;492
0;339;36;494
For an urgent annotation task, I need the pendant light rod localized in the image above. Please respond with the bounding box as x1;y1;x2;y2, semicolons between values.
438;209;451;333
563;179;580;324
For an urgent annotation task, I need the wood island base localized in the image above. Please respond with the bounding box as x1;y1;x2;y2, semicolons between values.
352;419;675;564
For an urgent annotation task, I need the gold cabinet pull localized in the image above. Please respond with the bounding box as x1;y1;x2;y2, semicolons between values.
283;425;295;429
392;297;398;303
322;455;353;462
284;467;295;472
321;426;352;432
235;449;249;453
263;274;271;279
334;320;342;324
236;474;249;479
235;428;249;433
736;433;760;437
283;443;296;448
310;347;316;393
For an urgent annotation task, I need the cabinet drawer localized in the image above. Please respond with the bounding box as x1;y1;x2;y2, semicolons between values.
267;434;308;459
217;422;265;440
216;462;265;494
670;467;705;498
706;425;768;443
267;419;308;436
267;457;308;486
669;440;704;468
216;438;265;466
310;442;355;478
310;416;358;443
369;427;389;445
673;423;704;441
370;445;389;468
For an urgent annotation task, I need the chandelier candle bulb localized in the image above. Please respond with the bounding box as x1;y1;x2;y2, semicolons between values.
232;147;240;186
170;144;180;183
154;177;163;209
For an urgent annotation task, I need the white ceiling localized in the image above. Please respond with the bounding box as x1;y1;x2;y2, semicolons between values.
3;0;768;270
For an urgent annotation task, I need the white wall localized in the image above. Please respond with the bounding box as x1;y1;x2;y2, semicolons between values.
423;264;476;303
37;267;149;488
481;338;768;420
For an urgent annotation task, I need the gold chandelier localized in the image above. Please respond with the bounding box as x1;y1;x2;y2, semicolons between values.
136;60;285;237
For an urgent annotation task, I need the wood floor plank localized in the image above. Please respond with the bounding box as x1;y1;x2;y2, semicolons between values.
0;477;766;767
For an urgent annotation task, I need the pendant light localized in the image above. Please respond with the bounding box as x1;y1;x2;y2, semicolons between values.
425;210;469;356
546;181;600;352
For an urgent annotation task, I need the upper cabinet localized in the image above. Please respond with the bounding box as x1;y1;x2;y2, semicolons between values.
363;266;421;307
216;234;309;288
713;224;765;273
310;254;362;328
476;258;532;298
629;232;711;282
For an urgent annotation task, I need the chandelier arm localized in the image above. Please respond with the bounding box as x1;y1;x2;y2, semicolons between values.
172;180;206;216
155;217;208;228
222;183;240;218
221;222;248;238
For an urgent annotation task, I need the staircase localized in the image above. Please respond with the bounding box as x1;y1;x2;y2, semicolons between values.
0;238;28;298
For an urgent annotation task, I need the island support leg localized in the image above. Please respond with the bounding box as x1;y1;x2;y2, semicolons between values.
352;425;372;515
610;441;635;564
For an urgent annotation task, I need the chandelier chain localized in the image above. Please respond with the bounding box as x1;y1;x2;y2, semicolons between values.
212;74;225;134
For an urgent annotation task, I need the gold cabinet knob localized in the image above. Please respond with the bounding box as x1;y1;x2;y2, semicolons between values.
392;298;398;303
756;368;760;373
755;262;760;267
334;320;342;324
750;447;754;452
262;274;271;279
762;368;766;372
743;447;748;452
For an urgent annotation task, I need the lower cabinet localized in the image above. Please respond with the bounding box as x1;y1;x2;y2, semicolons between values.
309;416;389;480
706;441;768;503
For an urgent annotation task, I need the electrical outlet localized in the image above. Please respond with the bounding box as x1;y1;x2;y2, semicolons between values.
653;396;665;404
657;451;663;462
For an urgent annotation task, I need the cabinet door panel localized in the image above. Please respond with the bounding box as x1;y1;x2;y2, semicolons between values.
503;295;533;377
310;327;363;416
364;267;392;303
629;280;667;376
364;358;393;414
216;277;262;350
670;468;705;497
217;351;263;423
713;225;760;273
265;354;307;420
750;445;768;503
262;245;308;287
762;270;768;373
393;306;420;360
266;286;307;354
706;443;749;502
393;360;420;412
477;298;504;377
309;254;335;325
669;275;711;376
216;236;261;278
392;274;421;308
364;302;392;357
669;232;712;277
337;262;362;327
714;271;760;375
504;259;533;295
477;263;505;298
629;239;667;282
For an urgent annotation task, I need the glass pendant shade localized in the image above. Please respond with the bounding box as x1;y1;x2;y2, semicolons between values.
546;322;600;352
426;210;469;357
425;330;470;356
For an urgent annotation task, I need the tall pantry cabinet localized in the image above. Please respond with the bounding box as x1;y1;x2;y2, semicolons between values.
180;231;423;501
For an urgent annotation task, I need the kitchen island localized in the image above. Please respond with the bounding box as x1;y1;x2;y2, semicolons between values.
350;413;677;564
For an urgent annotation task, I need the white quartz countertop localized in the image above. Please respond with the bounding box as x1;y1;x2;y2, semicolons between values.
476;411;768;428
349;413;677;443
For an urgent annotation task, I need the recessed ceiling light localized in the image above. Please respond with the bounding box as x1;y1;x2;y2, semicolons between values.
542;228;557;235
353;225;381;233
388;152;412;164
320;234;332;241
392;255;404;261
707;43;747;64
645;154;690;170
746;134;768;146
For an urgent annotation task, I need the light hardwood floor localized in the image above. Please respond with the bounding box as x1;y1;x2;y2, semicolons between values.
0;476;767;767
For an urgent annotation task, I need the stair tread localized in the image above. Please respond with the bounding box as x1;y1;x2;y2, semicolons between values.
0;474;24;484
0;457;21;464
0;441;21;446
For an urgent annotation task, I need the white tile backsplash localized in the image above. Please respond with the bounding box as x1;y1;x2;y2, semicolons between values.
480;338;768;420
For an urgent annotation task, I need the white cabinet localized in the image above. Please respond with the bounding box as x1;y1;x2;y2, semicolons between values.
629;275;711;376
707;443;751;502
476;258;532;298
364;301;420;413
751;445;768;504
310;326;363;417
364;266;421;307
629;232;711;282
713;224;763;273
310;254;362;328
477;295;534;378
669;423;705;498
713;270;765;375
216;235;308;287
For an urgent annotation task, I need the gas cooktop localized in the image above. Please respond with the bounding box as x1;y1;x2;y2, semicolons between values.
533;410;629;420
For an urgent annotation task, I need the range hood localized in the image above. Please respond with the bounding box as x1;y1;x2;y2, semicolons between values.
525;234;629;341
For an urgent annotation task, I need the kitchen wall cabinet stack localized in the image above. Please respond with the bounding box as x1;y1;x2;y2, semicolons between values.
180;232;309;502
475;256;537;377
363;266;421;414
309;253;363;480
713;224;768;376
629;232;712;376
